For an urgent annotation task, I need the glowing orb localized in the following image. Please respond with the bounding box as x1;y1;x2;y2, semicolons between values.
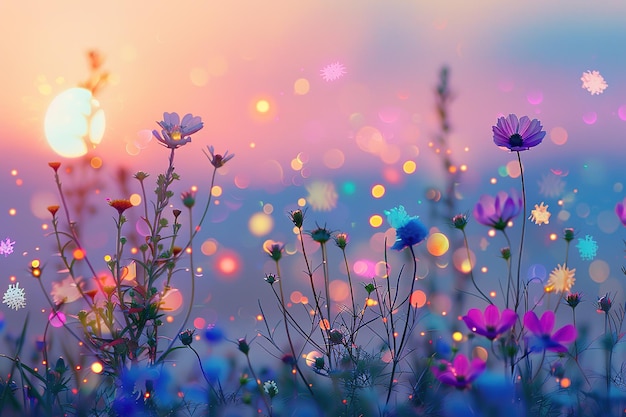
427;233;449;256
160;287;183;312
49;311;67;328
44;87;105;158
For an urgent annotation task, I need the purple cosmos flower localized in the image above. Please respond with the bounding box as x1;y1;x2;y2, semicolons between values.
492;114;546;151
463;304;517;341
473;189;522;231
384;206;428;251
616;198;626;226
431;353;486;389
153;112;203;149
204;145;235;168
523;310;577;353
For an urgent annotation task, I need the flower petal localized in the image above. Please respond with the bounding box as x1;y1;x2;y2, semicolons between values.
523;311;542;335
551;324;577;345
463;308;486;334
539;310;556;335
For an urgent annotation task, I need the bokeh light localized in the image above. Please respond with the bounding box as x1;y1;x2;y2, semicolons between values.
427;233;449;256
249;212;274;236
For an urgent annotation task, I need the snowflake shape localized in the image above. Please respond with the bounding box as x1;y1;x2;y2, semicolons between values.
538;174;565;198
576;235;598;261
581;70;608;95
529;202;551;225
0;237;15;257
305;180;338;211
3;282;26;310
320;62;346;82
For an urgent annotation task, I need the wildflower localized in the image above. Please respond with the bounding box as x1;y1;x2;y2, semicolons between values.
237;337;250;355
108;199;133;215
363;283;376;295
178;329;195;346
328;329;344;345
565;292;582;309
0;237;16;257
523;310;577;353
492;114;546;151
48;162;61;172
563;228;575;242
529;202;551;225
134;171;149;181
451;213;469;230
596;293;612;313
462;304;517;341
430;353;486;389
263;380;279;398
500;247;511;261
616;198;626;226
289;209;305;228
473;189;522;230
264;273;278;285
384;205;428;251
320;62;347;82
309;224;333;244
204;145;234;168
313;356;325;370
153;112;203;149
47;205;60;217
181;190;196;209
545;264;576;294
3;282;26;310
264;242;284;262
172;209;182;219
334;232;349;249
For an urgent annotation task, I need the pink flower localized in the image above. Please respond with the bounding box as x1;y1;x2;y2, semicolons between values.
523;310;577;353
473;189;522;231
616;197;626;226
462;304;517;341
431;353;486;389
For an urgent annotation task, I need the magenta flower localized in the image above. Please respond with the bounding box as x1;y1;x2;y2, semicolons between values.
431;354;486;389
616;197;626;226
153;112;203;149
492;114;546;151
523;310;577;353
473;189;523;230
462;304;517;341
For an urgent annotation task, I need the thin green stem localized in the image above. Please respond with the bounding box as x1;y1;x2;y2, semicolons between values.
461;230;492;305
515;151;527;313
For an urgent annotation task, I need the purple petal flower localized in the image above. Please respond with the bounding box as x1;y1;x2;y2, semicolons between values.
152;112;204;149
616;198;626;226
493;114;546;151
384;206;428;251
523;310;577;353
473;189;523;230
431;353;486;389
463;304;517;340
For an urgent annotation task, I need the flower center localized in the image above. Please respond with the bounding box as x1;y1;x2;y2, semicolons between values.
171;129;182;141
509;133;523;147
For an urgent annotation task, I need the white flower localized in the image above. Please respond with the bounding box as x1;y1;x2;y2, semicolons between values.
581;70;608;95
3;282;26;310
263;380;279;398
320;62;346;82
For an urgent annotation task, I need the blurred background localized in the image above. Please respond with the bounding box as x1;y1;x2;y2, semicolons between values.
1;0;626;367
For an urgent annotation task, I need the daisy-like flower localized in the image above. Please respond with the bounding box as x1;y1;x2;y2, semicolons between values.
545;264;575;293
264;241;284;261
576;235;598;261
3;282;26;310
204;145;234;168
320;62;346;82
616;197;626;226
431;353;486;389
108;199;133;215
263;380;279;398
529;202;551;225
384;206;428;251
523;310;577;353
473;189;522;230
153;112;203;149
492;114;546;151
0;237;16;257
462;304;517;341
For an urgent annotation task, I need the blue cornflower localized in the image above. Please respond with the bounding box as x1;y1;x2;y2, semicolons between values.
384;206;428;250
153;112;203;149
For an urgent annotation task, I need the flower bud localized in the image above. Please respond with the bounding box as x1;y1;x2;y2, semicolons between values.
238;337;250;355
178;329;195;346
289;209;305;228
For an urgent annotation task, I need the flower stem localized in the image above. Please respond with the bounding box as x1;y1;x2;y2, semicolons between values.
515;151;527;313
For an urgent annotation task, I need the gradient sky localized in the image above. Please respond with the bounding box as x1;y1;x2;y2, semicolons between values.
1;0;626;351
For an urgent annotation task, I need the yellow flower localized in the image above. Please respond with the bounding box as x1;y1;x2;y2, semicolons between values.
529;202;551;225
546;264;575;293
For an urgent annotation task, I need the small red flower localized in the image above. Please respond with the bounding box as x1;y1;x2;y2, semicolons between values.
108;199;133;215
48;162;61;172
